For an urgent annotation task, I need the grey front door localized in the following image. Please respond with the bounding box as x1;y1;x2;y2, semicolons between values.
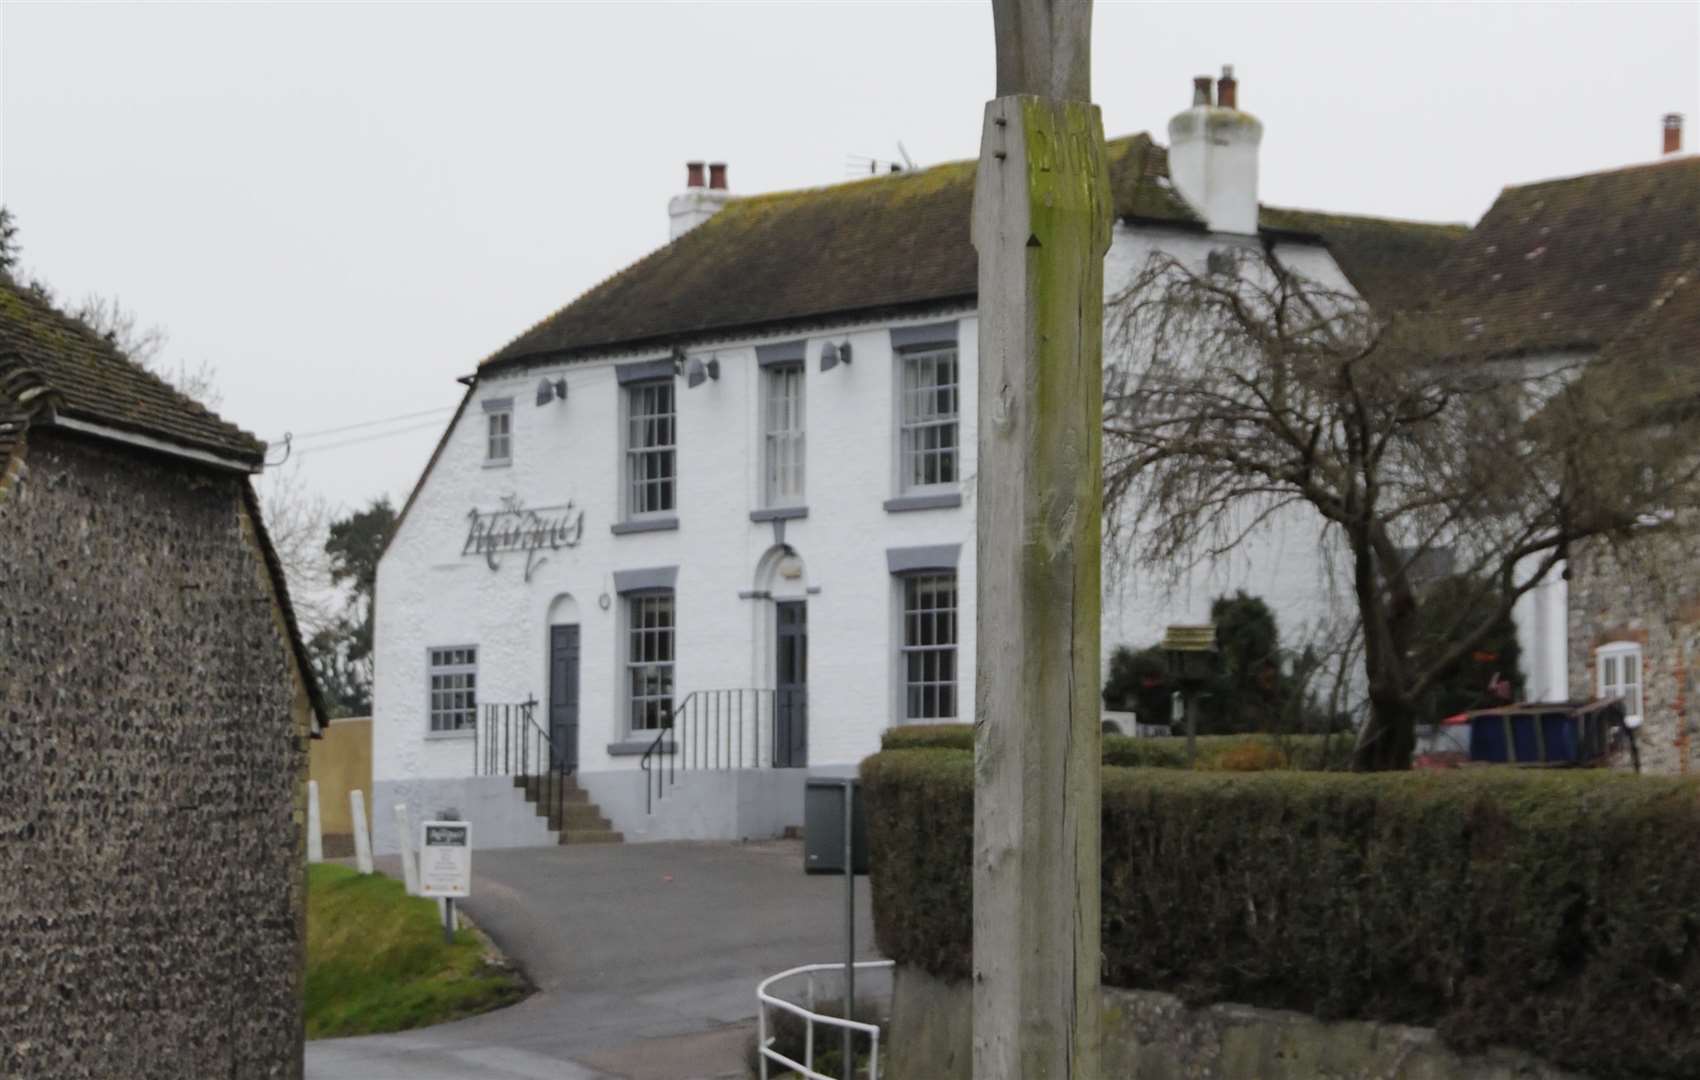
549;624;580;772
775;601;807;767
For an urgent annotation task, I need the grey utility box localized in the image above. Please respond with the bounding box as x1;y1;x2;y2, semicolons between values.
804;778;868;875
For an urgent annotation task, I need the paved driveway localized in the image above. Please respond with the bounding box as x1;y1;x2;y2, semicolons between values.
306;840;877;1080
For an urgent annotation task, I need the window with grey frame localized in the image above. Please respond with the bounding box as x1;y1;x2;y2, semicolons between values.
900;572;957;721
625;380;675;517
898;346;959;491
626;592;675;733
428;646;478;734
486;407;512;464
763;364;805;506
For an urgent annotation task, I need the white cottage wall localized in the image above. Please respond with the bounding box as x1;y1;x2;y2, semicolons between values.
373;316;978;850
1098;225;1362;681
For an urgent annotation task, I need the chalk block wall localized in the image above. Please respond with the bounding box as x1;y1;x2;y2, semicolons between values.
0;430;307;1080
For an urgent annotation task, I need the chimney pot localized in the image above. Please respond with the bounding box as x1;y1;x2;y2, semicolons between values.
1664;113;1683;156
1217;65;1238;111
686;161;705;189
1192;76;1213;108
708;163;728;190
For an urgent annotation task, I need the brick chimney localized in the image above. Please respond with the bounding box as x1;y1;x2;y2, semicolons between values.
668;160;731;240
1216;65;1238;110
1664;114;1684;156
1167;64;1263;236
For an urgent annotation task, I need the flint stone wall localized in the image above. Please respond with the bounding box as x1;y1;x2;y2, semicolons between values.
1567;539;1698;775
891;965;1587;1080
0;430;307;1079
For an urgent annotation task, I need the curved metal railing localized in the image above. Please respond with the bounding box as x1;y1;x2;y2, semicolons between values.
756;960;893;1080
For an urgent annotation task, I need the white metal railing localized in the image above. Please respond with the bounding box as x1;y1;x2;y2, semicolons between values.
757;960;894;1080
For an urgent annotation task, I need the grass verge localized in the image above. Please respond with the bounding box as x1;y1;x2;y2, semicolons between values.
306;864;530;1039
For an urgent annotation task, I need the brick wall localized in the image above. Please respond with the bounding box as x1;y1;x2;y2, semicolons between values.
0;429;307;1078
1566;539;1696;775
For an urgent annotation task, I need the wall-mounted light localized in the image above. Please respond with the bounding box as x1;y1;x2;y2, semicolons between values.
535;376;568;406
686;355;721;389
670;344;688;376
820;340;853;372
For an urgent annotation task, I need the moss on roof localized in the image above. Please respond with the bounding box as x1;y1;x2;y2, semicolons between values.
1260;206;1468;314
1429;155;1700;359
484;132;1462;368
0;276;263;464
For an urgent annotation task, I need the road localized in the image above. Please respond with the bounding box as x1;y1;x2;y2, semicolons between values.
306;839;877;1080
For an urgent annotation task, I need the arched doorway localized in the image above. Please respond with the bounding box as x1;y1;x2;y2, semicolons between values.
546;594;581;771
754;547;809;767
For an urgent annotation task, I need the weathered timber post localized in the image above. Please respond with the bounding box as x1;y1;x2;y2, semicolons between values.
971;2;1111;1077
306;779;324;864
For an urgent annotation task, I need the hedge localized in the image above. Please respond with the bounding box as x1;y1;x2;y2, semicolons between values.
860;750;1700;1079
879;724;1353;771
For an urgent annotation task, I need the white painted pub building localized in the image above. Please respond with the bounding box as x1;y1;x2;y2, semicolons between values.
372;71;1464;850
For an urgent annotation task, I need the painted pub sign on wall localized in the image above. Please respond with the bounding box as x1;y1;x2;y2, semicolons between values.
463;495;585;581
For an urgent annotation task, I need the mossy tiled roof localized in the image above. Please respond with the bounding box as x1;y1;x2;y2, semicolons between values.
1259;206;1469;314
1429;155;1700;359
0;277;263;465
483;132;1463;369
1596;263;1700;419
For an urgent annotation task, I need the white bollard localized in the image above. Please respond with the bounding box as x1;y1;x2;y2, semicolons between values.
350;789;374;875
394;803;421;895
306;780;324;864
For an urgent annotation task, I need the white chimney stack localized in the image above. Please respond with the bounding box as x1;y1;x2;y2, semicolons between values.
1166;65;1264;236
668;161;731;240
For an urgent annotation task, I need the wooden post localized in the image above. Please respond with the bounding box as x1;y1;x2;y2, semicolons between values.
305;779;324;865
350;789;374;875
972;2;1110;1076
395;803;421;895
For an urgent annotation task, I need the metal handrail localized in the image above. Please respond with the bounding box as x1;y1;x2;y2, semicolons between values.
641;688;806;813
475;698;576;835
757;960;893;1080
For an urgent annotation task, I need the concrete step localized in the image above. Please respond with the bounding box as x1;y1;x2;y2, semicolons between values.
560;829;624;845
503;771;621;844
515;776;590;805
547;803;613;831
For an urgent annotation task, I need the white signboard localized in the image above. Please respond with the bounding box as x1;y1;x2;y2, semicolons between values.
419;821;472;899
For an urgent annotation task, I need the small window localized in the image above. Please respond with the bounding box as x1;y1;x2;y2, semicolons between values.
626;380;676;517
627;592;675;733
900;572;958;721
1597;642;1643;722
899;347;959;492
764;364;805;506
486;407;512;465
428;646;478;734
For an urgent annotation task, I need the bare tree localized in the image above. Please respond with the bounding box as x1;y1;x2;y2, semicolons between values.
258;461;336;640
70;293;221;409
1104;246;1700;770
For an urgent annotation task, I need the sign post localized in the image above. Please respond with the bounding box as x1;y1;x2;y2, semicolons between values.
420;820;472;945
973;1;1109;1075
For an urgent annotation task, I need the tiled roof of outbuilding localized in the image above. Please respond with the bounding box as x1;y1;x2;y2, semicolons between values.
0;276;265;466
483;133;1464;369
1428;155;1700;360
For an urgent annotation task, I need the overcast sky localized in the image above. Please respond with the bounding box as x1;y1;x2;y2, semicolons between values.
2;2;1695;513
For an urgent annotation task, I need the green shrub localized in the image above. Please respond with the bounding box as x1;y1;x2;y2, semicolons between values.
880;723;975;752
881;725;1353;772
861;750;975;981
861;755;1700;1079
1101;732;1355;771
